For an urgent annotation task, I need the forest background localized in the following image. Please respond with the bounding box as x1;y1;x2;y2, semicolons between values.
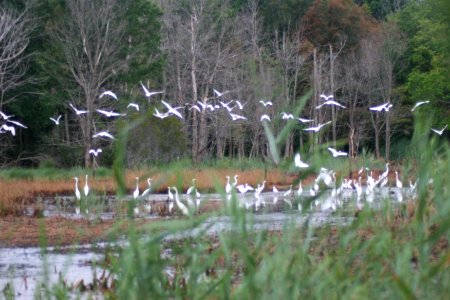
1;0;449;169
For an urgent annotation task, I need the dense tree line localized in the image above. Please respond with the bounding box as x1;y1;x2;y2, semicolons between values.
0;0;448;168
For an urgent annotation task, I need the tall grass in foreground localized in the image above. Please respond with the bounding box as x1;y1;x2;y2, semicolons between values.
34;108;449;299
107;120;449;299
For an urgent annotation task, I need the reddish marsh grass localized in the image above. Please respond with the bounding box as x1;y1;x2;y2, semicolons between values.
0;168;303;216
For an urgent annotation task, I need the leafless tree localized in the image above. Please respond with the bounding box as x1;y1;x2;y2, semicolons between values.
160;0;248;162
49;0;129;167
272;29;307;158
0;3;34;165
339;51;371;158
377;23;406;160
0;3;33;110
358;24;405;160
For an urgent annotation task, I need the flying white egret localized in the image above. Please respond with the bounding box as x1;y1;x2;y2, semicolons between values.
411;100;430;112
84;174;89;197
316;100;346;109
260;114;271;122
229;112;247;121
140;82;164;100
153;108;170;119
99;90;118;100
6;120;27;128
206;104;217;111
259;100;273;107
431;125;447;136
213;89;229;98
141;178;152;197
69;103;88;115
297;117;312;123
303;121;332;132
189;104;201;112
133;177;140;199
96;109;125;117
89;148;102;157
235;100;245;110
172;187;189;216
0;124;15;136
219;100;234;111
281;112;294;120
93;131;115;140
161;100;184;119
0;111;14;120
328;147;348;157
126;103;139;111
49;115;62;125
294;153;309;168
395;171;403;189
73;177;81;200
369;102;393;112
319;94;334;101
197;101;207;110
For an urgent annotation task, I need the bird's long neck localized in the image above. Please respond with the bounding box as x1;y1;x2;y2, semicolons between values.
173;188;179;200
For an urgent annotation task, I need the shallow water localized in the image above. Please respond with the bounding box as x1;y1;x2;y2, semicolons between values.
1;187;415;299
28;186;414;220
0;244;106;299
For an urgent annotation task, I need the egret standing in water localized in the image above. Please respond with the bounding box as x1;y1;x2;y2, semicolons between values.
297;182;303;196
283;185;292;197
133;177;140;199
186;179;197;196
141;178;152;197
74;177;81;200
225;176;232;194
395;171;403;188
172;187;189;216
84;174;89;197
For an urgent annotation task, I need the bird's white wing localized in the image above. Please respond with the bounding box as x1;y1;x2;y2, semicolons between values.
260;114;271;122
7;120;27;128
140;81;150;96
100;90;118;100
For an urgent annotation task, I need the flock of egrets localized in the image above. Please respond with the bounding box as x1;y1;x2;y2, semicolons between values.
1;82;444;217
71;157;417;217
1;83;447;153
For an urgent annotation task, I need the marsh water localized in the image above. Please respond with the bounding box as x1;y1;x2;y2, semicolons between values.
0;187;415;299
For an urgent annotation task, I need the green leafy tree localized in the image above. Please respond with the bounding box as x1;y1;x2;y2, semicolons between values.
395;0;450;127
